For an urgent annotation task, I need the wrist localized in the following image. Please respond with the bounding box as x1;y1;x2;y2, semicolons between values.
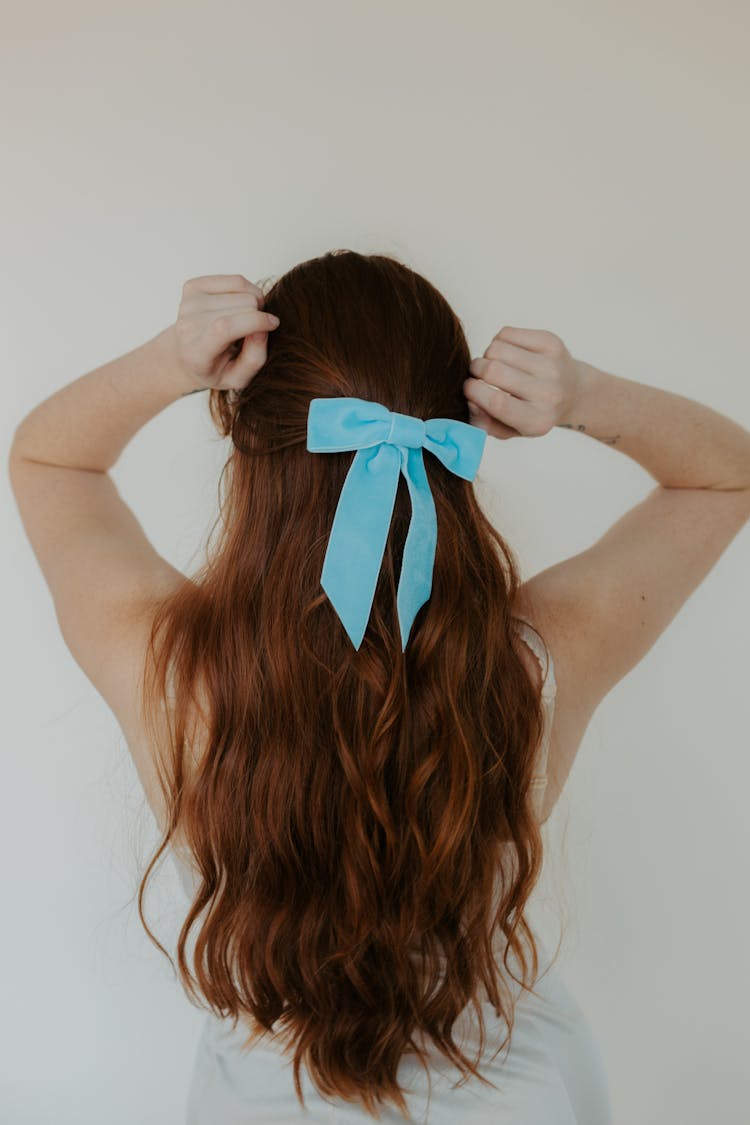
150;323;207;395
557;359;601;427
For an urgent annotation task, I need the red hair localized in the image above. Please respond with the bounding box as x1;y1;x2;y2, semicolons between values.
138;250;553;1119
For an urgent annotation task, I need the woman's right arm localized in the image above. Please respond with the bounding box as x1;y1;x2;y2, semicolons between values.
534;351;750;697
465;328;750;814
558;357;750;491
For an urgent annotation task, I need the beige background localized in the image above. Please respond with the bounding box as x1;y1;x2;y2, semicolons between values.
2;1;748;1121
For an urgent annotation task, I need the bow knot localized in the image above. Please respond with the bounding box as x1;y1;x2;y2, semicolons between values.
385;411;426;448
307;396;486;651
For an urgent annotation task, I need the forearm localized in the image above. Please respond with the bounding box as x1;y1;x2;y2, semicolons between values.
9;324;206;472
559;360;750;491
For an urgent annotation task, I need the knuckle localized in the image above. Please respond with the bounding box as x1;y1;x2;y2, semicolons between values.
212;314;231;335
543;332;565;356
541;384;564;408
489;383;508;411
488;340;512;364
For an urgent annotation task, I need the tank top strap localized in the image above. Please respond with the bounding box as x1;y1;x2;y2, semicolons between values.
512;615;556;817
511;615;557;700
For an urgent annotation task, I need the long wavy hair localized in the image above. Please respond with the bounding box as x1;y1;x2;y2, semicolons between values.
138;249;555;1119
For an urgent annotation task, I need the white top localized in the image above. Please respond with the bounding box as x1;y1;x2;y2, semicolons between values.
171;619;612;1123
513;614;558;818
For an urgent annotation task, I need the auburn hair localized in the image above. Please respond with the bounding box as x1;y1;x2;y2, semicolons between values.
138;249;556;1119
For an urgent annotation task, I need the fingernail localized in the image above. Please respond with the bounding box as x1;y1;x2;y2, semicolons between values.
268;314;280;326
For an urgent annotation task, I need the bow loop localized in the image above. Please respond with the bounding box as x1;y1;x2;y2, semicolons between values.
307;396;486;650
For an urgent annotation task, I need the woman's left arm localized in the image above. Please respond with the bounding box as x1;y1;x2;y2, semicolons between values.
7;326;206;735
10;324;204;474
7;273;279;734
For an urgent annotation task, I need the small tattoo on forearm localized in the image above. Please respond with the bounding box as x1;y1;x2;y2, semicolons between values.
559;423;620;446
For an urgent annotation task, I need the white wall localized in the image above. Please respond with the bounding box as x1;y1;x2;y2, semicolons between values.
2;2;748;1122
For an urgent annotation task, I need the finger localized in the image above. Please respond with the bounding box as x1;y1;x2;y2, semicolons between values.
183;291;267;314
490;325;563;356
463;375;539;434
210;309;280;348
183;274;264;300
483;338;549;377
468;357;534;399
466;401;521;440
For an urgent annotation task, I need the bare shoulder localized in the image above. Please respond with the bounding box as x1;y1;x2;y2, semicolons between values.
115;588;210;842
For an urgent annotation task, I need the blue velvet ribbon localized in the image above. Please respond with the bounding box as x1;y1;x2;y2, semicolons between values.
306;396;487;650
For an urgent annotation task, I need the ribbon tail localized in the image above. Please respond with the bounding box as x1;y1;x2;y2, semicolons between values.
320;444;400;649
396;448;438;651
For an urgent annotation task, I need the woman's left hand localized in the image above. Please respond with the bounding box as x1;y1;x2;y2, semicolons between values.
173;273;280;392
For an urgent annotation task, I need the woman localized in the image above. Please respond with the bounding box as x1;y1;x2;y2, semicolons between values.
9;250;750;1123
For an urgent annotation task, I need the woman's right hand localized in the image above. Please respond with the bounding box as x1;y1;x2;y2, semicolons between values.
463;326;586;439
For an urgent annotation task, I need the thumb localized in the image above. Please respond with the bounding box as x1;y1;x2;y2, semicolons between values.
225;330;269;390
468;401;521;440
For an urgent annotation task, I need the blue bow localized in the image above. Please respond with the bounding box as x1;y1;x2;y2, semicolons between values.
306;396;487;651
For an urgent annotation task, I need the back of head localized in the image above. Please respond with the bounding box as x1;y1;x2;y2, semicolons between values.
139;249;548;1119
